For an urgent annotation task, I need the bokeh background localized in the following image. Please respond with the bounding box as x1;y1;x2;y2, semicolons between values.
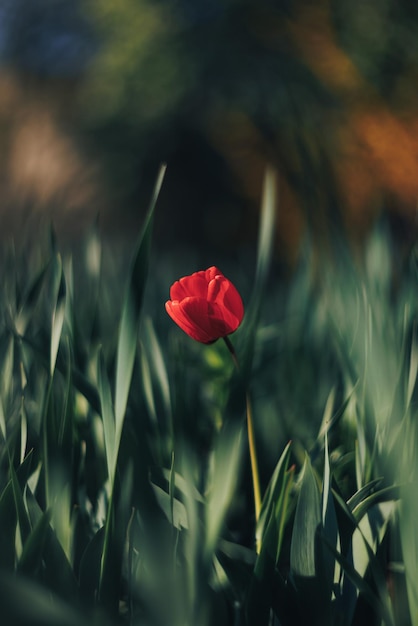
0;0;418;269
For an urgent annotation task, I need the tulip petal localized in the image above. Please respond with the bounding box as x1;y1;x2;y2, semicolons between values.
207;307;234;337
166;298;216;343
179;297;223;343
170;271;208;301
223;281;244;322
205;266;223;282
208;301;241;336
207;275;244;324
207;275;224;303
165;300;207;343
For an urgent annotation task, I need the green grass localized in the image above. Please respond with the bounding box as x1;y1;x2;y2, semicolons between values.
0;169;416;625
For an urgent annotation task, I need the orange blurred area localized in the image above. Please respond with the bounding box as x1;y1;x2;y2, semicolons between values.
0;71;104;240
290;0;418;225
210;0;418;261
0;1;417;262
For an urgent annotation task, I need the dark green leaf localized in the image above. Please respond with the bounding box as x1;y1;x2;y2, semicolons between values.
25;489;78;603
99;462;134;616
79;526;105;605
17;508;52;577
290;454;321;577
0;572;90;626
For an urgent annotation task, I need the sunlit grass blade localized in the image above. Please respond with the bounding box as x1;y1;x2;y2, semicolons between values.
254;167;278;293
239;167;277;374
406;325;418;412
151;484;188;530
0;335;14;416
347;478;383;511
97;166;166;618
205;421;243;563
351;485;399;524
143;317;172;422
256;440;292;557
399;481;418;626
321;432;339;600
114;164;166;433
290;454;321;578
48;454;73;562
98;347;116;485
289;453;332;624
70;365;101;414
323;533;395;626
140;317;173;454
50;254;66;377
310;384;357;463
247;443;294;626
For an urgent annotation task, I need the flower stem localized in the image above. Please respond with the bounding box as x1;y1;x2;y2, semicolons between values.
223;336;262;531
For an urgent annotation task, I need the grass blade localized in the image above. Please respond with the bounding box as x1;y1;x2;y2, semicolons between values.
290;454;321;577
50;254;66;377
114;164;166;433
205;421;243;562
98;348;116;485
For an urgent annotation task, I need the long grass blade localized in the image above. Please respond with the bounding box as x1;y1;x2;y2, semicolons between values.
114;164;166;434
50;254;66;377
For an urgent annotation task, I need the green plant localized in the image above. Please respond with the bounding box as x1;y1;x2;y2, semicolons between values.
0;168;416;626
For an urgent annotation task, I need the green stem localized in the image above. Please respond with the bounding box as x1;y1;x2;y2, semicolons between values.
223;336;262;535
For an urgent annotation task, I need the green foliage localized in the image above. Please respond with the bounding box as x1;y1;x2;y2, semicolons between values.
0;169;416;625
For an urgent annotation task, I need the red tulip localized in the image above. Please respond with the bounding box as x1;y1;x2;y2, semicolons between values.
165;266;244;343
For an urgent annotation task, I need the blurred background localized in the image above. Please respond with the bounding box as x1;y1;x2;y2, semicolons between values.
0;0;418;270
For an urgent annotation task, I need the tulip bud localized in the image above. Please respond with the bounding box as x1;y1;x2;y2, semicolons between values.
165;266;244;343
